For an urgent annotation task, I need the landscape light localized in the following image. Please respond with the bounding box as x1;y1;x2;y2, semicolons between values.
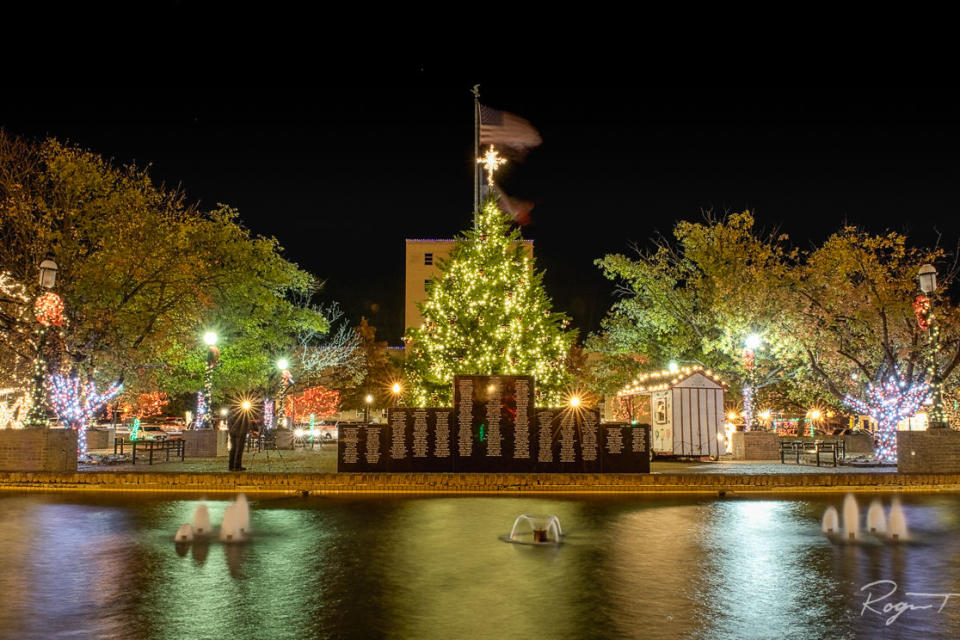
745;334;761;350
277;358;289;371
203;332;218;346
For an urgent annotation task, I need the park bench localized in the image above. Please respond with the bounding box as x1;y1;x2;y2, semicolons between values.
114;437;185;465
779;439;844;467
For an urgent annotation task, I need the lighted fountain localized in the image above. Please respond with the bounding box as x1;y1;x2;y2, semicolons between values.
889;497;909;541
506;514;563;545
192;503;212;535
823;494;911;544
821;506;839;535
866;499;887;534
174;523;194;542
842;494;860;541
219;495;251;543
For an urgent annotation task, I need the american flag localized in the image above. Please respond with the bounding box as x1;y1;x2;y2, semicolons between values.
479;104;542;155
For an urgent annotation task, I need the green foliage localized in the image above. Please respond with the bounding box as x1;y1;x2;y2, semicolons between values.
589;211;800;403
404;199;575;406
0;130;328;400
590;211;960;413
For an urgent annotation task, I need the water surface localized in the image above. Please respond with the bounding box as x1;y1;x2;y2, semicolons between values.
1;492;958;639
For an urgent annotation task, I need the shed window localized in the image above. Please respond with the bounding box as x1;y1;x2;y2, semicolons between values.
655;398;668;424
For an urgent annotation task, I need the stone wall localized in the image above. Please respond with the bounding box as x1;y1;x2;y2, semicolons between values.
4;469;957;495
844;433;875;455
898;429;960;473
182;429;229;458
85;428;116;450
731;432;780;460
0;429;77;472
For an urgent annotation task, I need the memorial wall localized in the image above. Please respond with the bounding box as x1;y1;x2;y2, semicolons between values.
338;375;650;473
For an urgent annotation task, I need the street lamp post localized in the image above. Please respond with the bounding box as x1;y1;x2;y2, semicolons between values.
24;258;59;427
918;264;947;428
364;394;373;424
199;332;219;429
391;383;402;407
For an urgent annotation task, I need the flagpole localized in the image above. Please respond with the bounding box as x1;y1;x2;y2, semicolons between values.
472;84;481;230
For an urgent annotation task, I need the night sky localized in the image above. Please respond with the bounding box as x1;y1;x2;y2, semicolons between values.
3;85;958;344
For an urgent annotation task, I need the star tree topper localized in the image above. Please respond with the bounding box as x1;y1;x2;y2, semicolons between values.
477;144;507;186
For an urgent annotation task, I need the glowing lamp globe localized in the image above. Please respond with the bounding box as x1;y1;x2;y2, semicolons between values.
745;334;762;350
365;394;373;404
668;361;679;373
38;258;58;289
203;332;218;346
918;264;937;294
277;358;289;371
569;396;581;408
241;400;252;411
392;383;402;394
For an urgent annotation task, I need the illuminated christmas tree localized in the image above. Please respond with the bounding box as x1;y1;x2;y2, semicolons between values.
404;198;575;406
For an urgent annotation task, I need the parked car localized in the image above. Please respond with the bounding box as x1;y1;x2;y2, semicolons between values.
136;425;174;441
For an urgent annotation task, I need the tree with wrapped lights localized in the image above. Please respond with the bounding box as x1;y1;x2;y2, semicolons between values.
404;198;575;406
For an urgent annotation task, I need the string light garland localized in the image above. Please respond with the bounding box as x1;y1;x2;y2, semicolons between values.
33;292;64;327
843;370;929;463
47;374;122;458
913;294;931;331
263;398;274;430
616;365;728;395
195;391;208;430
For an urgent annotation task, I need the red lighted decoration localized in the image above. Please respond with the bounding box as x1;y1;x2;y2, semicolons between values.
34;292;64;327
285;386;341;418
913;294;931;331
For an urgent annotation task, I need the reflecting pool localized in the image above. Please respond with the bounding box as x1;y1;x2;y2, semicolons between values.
1;492;959;639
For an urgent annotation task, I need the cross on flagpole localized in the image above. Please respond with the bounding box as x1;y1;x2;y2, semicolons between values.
477;145;507;189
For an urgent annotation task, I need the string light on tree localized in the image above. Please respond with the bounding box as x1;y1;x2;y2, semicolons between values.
263;398;274;430
404;198;575;406
843;370;929;463
47;373;122;458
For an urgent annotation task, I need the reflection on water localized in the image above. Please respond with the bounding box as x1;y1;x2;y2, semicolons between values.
0;493;958;639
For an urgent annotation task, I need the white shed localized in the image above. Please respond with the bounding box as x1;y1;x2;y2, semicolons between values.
615;367;727;458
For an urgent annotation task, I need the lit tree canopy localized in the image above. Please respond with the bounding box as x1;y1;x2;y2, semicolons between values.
404;199;575;406
589;211;801;404
792;227;960;413
0;130;338;402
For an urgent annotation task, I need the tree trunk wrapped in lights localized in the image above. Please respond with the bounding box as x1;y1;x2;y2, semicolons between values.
47;373;122;457
842;370;929;463
404;198;575;407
